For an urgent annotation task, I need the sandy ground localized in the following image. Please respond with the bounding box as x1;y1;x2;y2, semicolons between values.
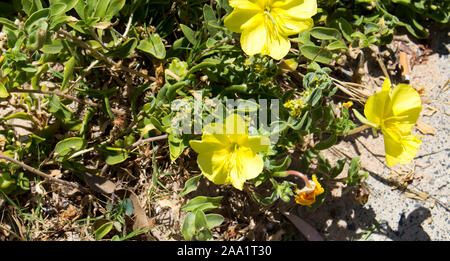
294;30;449;241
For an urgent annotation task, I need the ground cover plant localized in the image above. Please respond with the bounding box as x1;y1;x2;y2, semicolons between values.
0;0;448;241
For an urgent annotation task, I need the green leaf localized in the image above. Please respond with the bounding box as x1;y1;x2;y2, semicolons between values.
54;137;86;157
107;37;137;58
351;31;368;46
79;106;96;138
94;0;110;18
61;56;76;91
178;174;202;197
310;27;342;41
49;15;79;30
181;196;222;213
300;45;333;64
314;134;337;150
94;221;113;241
104;147;129;165
205;213;224;229
181;212;196;241
337;18;354;42
0;112;33;122
123;198;134;216
104;0;126;21
194;210;208;231
352;109;377;128
327;40;348;51
270;155;291;172
0;18;19;30
331;158;347;178
0;82;9;98
364;22;378;34
22;0;44;16
168;134;188;161
166;58;188;82
50;0;80;14
180;24;196;45
294;30;314;45
48;95;73;120
40;39;64;54
306;87;323;106
137;34;166;59
24;8;49;33
49;3;67;17
203;4;218;34
203;4;216;24
196;228;213;241
185;61;220;78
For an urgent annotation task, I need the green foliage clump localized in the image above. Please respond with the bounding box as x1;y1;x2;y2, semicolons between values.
0;0;441;241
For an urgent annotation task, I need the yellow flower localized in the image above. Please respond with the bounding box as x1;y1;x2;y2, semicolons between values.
224;0;317;60
294;174;324;206
364;78;422;167
342;101;353;109
283;98;305;117
189;114;270;190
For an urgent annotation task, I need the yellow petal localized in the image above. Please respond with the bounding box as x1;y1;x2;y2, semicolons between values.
389;83;422;123
198;149;231;185
225;114;248;135
229;0;262;9
243;135;271;152
295;191;316;206
240;15;267;56
311;174;324;195
266;33;291;60
271;10;314;35
202;121;232;144
228;146;264;190
189;139;223;154
383;130;422;167
271;0;317;19
224;8;260;33
364;82;391;128
381;77;391;92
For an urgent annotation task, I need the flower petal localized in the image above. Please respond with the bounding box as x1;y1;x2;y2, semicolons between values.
364;80;391;128
266;33;291;60
383;130;422;167
189;139;223;154
197;149;231;185
272;10;314;35
389;83;422;123
229;147;264;190
295;191;316;206
229;0;262;9
272;0;317;19
311;174;324;196
225;113;248;135
243;135;271;152
240;15;267;56
224;8;260;33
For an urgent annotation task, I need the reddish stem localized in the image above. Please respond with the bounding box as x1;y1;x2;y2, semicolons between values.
285;170;311;187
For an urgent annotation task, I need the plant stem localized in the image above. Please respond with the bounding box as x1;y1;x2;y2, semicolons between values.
347;124;371;135
0;153;89;193
126;134;169;150
9;88;126;115
284;170;311;187
57;29;156;83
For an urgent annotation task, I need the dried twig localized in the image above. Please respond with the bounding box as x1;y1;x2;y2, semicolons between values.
347;124;371;135
126;134;169;150
0;153;89;193
9;88;126;115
